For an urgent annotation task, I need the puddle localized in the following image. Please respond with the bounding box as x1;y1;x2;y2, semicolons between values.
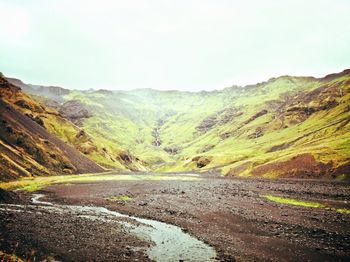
0;194;216;261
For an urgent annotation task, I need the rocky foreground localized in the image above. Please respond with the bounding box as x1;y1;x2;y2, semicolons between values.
0;174;349;261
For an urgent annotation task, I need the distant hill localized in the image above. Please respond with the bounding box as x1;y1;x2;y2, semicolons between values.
4;69;350;180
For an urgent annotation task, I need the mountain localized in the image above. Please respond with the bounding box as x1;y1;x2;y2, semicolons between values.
5;69;350;180
0;75;106;181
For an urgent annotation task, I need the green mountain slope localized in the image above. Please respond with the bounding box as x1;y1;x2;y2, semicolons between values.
0;75;104;181
9;69;350;179
5;78;147;172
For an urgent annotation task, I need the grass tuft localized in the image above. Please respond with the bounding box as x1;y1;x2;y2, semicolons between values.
106;195;133;202
264;195;350;214
264;195;325;208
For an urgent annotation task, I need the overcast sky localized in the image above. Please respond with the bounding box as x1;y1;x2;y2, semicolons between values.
1;0;349;91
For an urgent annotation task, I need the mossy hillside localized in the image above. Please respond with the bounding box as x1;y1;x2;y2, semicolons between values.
0;83;124;171
19;70;350;177
191;76;348;173
62;88;234;166
0;84;101;178
43;113;126;169
20;93;144;170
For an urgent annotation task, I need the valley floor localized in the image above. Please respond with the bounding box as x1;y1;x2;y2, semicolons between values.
1;173;350;261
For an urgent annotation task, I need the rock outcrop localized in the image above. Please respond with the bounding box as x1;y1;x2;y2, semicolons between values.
59;100;92;125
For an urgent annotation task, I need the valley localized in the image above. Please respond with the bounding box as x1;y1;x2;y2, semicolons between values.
2;69;350;180
1;1;349;260
0;69;349;261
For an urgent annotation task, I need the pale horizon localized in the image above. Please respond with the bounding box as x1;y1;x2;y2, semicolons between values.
3;67;349;93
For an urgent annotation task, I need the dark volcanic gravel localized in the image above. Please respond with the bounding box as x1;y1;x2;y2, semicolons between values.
1;174;349;261
0;204;150;261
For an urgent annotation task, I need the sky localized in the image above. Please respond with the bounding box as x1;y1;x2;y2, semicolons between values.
1;0;350;91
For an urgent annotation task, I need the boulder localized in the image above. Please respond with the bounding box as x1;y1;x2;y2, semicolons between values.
0;189;20;204
192;156;211;168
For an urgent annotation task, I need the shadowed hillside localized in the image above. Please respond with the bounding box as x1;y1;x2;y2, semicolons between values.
6;69;350;179
0;76;106;180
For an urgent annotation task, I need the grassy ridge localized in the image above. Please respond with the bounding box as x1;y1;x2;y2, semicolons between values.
20;70;350;179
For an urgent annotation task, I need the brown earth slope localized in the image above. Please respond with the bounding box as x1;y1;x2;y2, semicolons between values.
0;76;104;181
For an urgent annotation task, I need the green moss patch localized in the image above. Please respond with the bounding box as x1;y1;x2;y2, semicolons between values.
106;195;133;202
264;195;325;208
264;195;350;214
335;208;350;214
335;174;348;181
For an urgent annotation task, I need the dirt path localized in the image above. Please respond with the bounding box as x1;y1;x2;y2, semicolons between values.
1;174;350;261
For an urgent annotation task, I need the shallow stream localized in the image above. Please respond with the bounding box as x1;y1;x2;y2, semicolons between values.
1;194;217;261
